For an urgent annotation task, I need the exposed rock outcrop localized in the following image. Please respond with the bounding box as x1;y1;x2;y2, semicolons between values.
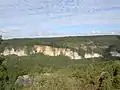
34;45;82;59
84;53;102;59
3;48;27;56
2;45;102;59
15;75;33;86
110;52;120;57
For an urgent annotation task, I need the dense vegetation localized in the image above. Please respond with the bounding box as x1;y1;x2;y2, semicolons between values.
3;35;120;48
0;36;9;90
0;35;120;90
5;54;120;90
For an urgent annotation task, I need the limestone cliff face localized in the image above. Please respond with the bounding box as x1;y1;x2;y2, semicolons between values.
110;51;120;57
3;48;27;56
34;45;82;59
84;53;102;59
2;45;102;59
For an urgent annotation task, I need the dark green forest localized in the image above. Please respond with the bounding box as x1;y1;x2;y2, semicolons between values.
3;35;120;48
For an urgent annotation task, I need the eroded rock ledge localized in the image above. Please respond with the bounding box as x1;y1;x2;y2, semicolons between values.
2;45;102;59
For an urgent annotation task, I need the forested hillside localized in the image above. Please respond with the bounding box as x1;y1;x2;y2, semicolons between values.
3;35;120;48
2;35;120;59
0;35;120;90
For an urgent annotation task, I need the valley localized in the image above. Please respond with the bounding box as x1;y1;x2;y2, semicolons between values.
0;35;120;90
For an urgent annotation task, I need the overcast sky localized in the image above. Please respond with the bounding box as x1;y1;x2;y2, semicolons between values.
0;0;120;39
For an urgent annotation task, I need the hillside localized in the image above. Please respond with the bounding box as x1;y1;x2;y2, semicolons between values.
3;35;120;47
1;35;120;90
2;35;120;59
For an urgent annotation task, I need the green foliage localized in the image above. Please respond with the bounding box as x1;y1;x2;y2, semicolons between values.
1;35;120;90
11;59;118;90
0;36;9;90
0;57;9;90
4;53;120;90
3;35;120;49
112;75;120;89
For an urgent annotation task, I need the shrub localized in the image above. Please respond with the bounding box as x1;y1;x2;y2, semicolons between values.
112;75;120;89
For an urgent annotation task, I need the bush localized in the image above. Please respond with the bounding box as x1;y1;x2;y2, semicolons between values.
0;57;9;90
112;75;120;89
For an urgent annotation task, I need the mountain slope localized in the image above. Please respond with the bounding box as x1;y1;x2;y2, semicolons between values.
2;35;120;59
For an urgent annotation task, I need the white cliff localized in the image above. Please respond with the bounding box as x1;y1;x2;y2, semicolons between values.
110;51;120;57
34;45;82;59
2;45;102;59
3;48;27;56
84;53;102;59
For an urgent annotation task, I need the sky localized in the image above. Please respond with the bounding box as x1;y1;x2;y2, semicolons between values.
0;0;120;39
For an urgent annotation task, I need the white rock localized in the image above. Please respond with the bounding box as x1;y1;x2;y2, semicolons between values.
84;53;102;58
110;51;120;57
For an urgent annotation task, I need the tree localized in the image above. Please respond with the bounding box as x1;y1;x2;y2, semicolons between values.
0;57;9;90
0;36;9;90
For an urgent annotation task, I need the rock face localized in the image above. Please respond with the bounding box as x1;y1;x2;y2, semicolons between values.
34;45;82;59
84;53;102;59
110;52;120;57
2;45;102;59
15;75;33;86
3;48;27;56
